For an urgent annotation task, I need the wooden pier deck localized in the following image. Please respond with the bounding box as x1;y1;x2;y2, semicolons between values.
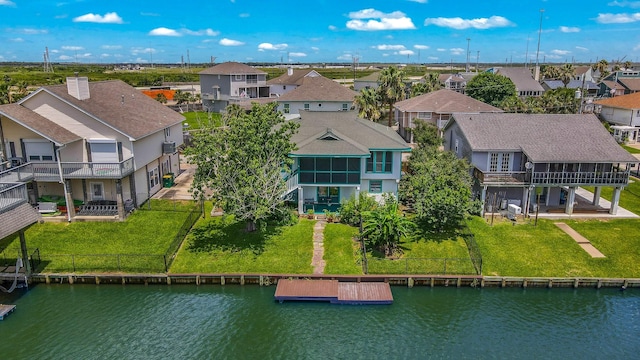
274;279;393;305
0;304;16;320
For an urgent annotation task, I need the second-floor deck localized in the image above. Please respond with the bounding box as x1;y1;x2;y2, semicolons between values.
32;158;135;181
475;167;630;187
0;182;28;213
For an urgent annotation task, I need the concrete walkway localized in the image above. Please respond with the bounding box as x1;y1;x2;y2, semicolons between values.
554;222;606;258
311;221;326;274
152;163;196;201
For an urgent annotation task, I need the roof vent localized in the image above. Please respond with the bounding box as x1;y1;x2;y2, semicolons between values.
66;76;90;100
319;128;340;141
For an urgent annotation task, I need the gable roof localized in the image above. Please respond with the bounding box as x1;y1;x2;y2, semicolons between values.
39;80;184;140
267;69;320;86
449;113;637;163
438;74;466;83
199;61;266;75
0;103;81;145
574;66;592;76
618;78;640;91
493;67;545;92
277;76;358;102
393;89;503;113
594;91;640;109
291;111;410;156
542;79;599;90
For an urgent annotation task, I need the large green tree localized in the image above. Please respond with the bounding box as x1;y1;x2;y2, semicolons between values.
378;66;406;127
399;121;474;232
465;72;516;107
354;87;381;121
186;102;299;232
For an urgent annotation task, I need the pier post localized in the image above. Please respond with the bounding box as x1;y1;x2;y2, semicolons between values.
408;277;414;288
166;276;171;285
597;279;602;289
240;275;245;285
68;275;74;284
221;276;225;285
574;278;579;288
430;277;434;288
196;275;201;286
95;276;100;285
523;279;528;288
548;279;553;288
457;278;462;288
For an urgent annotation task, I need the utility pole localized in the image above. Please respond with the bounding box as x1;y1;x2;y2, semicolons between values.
534;8;544;81
476;51;480;73
466;38;471;72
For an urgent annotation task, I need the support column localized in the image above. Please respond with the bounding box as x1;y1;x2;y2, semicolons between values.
297;187;304;214
116;179;125;220
19;231;31;276
523;187;531;217
610;186;621;215
565;186;576;215
592;186;602;206
64;179;76;219
480;186;487;217
129;174;137;209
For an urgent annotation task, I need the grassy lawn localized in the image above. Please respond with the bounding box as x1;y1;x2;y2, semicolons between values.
622;145;640;154
0;200;197;273
582;178;640;215
170;213;315;274
182;111;221;130
323;223;361;274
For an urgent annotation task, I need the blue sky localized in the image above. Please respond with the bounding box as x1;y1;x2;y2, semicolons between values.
1;0;640;64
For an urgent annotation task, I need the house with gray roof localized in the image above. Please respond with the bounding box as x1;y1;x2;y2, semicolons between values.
199;62;270;112
0;77;184;221
285;111;410;214
353;72;381;92
267;68;321;97
276;76;359;115
488;67;545;97
598;70;640;97
438;74;467;93
394;89;503;142
444;113;637;216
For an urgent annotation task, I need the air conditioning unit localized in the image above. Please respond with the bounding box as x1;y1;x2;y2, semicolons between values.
162;141;176;154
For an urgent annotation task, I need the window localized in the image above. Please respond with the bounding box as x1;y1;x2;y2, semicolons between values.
317;186;340;204
149;168;159;189
418;112;432;119
90;182;104;200
369;180;382;193
501;153;510;172
342;103;348;111
490;153;499;172
234;74;243;81
304;103;310;111
298;157;361;184
489;152;511;172
283;103;290;114
366;151;393;173
24;140;55;162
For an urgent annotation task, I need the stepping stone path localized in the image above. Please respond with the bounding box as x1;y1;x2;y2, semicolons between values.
311;220;326;274
554;222;606;258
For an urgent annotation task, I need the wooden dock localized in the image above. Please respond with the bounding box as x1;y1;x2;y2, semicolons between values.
274;279;393;305
0;304;16;320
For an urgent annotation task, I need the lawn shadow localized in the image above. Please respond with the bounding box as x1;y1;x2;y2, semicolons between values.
186;216;281;255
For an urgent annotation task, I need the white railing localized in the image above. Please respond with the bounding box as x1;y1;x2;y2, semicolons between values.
0;163;34;183
531;171;629;186
283;169;299;198
32;158;135;181
0;183;28;213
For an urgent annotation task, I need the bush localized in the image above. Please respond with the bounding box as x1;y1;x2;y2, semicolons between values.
339;191;379;226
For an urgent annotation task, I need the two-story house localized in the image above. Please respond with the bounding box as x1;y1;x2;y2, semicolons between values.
276;76;358;115
594;92;640;143
394;89;503;143
353;72;381;92
199;62;270;113
0;77;184;220
488;67;545;97
598;70;640;97
438;74;467;93
284;111;410;214
267;68;321;97
444;113;637;216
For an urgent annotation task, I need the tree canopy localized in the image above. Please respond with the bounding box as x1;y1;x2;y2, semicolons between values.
465;72;516;107
378;66;407;127
186;102;299;232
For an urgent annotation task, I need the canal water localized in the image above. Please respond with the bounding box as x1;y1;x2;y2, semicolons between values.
0;284;638;359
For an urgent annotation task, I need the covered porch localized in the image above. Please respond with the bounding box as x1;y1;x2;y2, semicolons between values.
611;125;639;144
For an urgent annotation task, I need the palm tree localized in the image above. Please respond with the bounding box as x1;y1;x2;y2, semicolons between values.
361;197;414;257
592;59;610;82
410;83;429;98
423;72;442;92
558;63;575;87
377;66;406;127
541;65;561;80
354;88;381;121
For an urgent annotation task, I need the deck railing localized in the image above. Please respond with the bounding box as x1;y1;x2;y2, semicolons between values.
0;163;34;183
284;169;299;196
531;171;629;186
32;157;134;181
0;183;28;213
474;168;527;185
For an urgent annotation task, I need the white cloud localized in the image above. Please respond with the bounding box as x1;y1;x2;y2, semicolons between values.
289;52;307;57
337;54;352;60
131;47;156;55
408;0;427;3
101;45;122;50
0;0;16;6
73;12;124;24
59;55;73;60
17;28;48;35
239;13;250;18
219;38;244;46
596;13;640;23
560;26;580;33
100;53;110;58
347;8;416;31
62;45;84;51
182;28;219;36
9;37;23;42
424;16;513;29
450;48;464;55
608;1;640;8
551;49;571;55
397;50;414;55
374;44;406;50
258;43;288;51
575;46;589;51
149;27;181;36
437;48;446;52
414;44;429;50
311;47;319;51
428;56;439;60
328;25;337;31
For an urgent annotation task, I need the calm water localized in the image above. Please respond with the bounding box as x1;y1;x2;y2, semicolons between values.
0;284;639;359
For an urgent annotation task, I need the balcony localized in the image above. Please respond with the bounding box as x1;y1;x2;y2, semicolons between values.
531;171;629;186
0;163;34;184
474;168;527;185
32;158;135;181
0;182;28;213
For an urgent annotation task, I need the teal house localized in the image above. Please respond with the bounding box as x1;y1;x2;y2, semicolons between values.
285;111;410;214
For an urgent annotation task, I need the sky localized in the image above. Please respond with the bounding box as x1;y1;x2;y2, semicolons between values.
1;0;640;65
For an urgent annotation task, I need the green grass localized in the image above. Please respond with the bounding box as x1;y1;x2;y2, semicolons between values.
622;145;640;154
170;214;314;274
182;111;221;130
0;200;197;273
323;223;361;274
583;179;640;215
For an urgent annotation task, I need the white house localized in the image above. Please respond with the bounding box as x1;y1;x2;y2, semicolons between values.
277;76;359;115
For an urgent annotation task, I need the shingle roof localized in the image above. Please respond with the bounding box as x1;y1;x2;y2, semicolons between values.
291;111;410;156
199;62;267;75
0;202;40;241
267;69;319;85
574;66;591;76
494;67;545;92
393;89;503;113
450;113;637;163
277;76;359;102
601;80;626;93
594;91;640;110
542;79;599;90
0;103;81;145
42;80;184;140
619;78;640;91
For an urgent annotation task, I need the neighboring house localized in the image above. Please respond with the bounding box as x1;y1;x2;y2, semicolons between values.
353;72;381;91
199;62;270;113
284;111;411;214
444;113;637;216
594;92;640;143
573;65;596;83
541;79;599;97
0;77;184;220
276;76;358;115
488;67;545;97
438;74;467;93
394;89;503;143
267;68;321;97
598;70;640;97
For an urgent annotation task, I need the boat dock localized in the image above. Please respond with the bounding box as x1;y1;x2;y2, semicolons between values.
274;279;393;305
0;304;16;320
